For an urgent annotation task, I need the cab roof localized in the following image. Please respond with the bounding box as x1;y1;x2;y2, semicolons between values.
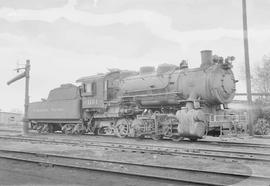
76;73;105;83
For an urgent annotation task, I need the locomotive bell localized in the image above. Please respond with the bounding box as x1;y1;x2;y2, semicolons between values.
200;50;213;68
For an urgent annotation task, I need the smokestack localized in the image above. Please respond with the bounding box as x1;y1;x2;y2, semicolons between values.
200;50;213;68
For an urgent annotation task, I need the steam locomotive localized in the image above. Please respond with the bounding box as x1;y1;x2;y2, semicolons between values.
28;50;236;141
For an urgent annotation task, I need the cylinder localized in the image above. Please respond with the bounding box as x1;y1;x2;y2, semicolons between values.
200;50;213;68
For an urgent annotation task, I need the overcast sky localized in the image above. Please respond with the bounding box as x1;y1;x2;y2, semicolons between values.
0;0;270;112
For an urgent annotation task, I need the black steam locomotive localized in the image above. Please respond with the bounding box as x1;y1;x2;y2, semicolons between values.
28;50;237;141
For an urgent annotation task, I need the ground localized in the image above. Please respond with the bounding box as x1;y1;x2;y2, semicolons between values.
0;123;269;186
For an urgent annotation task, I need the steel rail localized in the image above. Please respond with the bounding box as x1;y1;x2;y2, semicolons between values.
3;129;269;149
0;149;268;186
0;135;269;164
195;139;270;149
41;132;270;149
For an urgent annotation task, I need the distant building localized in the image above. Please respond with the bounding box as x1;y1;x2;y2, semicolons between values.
0;112;23;125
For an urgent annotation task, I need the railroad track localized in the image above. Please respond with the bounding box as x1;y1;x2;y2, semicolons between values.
2;129;269;149
0;149;269;186
39;132;270;149
0;135;270;164
197;139;270;149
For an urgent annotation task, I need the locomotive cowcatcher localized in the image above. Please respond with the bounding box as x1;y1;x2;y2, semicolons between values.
28;50;237;141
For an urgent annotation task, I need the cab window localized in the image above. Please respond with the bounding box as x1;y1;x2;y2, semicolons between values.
84;82;97;96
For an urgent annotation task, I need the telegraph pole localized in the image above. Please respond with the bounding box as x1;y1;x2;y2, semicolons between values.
7;60;31;135
242;0;253;136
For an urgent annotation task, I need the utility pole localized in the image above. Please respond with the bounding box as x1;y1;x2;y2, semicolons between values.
7;60;31;135
242;0;253;136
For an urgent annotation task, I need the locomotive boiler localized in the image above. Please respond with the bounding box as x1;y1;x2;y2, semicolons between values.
28;50;236;141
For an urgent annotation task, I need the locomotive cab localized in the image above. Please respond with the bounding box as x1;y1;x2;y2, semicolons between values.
77;71;122;111
77;70;138;111
78;75;105;110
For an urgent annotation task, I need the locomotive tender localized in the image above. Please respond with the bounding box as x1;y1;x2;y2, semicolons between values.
28;50;236;141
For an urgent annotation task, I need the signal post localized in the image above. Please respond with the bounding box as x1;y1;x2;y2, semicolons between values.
7;60;31;135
